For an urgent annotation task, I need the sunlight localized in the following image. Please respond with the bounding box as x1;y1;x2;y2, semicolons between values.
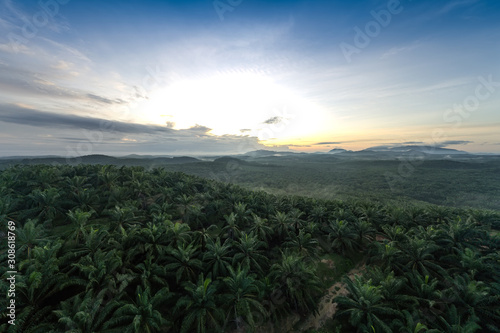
138;71;331;143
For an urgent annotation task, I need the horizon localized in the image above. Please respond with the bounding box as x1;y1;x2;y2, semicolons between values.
2;144;499;159
1;0;499;156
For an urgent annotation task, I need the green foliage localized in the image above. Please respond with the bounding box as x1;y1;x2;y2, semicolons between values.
0;164;498;333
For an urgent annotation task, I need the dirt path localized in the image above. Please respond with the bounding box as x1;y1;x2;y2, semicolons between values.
249;260;366;333
293;263;366;332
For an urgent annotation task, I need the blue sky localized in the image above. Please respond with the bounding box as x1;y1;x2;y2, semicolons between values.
0;0;499;156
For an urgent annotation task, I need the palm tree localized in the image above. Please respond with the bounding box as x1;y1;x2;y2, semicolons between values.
233;202;252;229
67;208;94;243
15;242;82;332
222;265;267;331
391;310;439;333
185;204;205;229
232;232;268;275
175;274;225;333
165;243;203;283
380;224;408;243
249;214;273;242
193;224;219;252
176;194;193;222
436;218;486;254
203;237;233;279
271;211;291;241
63;227;109;263
26;187;63;224
436;305;481;333
97;165;119;190
72;248;124;300
334;275;401;332
405;272;442;315
323;219;358;255
309;205;328;224
106;205;138;231
15;219;47;259
135;254;169;291
107;285;171;333
352;219;376;249
288;208;305;234
426;205;451;223
138;222;170;258
107;226;143;271
332;207;355;223
368;241;402;270
222;212;241;240
0;195;17;223
394;238;446;277
444;274;500;329
53;289;120;333
270;253;323;314
166;221;192;248
283;230;319;259
357;203;384;228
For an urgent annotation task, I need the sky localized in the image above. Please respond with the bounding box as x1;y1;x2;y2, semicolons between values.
0;0;499;156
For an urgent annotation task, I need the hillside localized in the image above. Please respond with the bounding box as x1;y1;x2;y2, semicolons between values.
0;164;499;332
1;153;499;210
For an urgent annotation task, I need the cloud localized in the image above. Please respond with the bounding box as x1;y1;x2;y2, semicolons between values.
435;140;473;147
438;0;480;15
287;144;311;148
0;104;271;156
380;43;421;59
187;124;212;134
86;94;126;105
315;141;343;145
0;104;173;134
263;116;283;125
50;60;72;70
366;141;474;150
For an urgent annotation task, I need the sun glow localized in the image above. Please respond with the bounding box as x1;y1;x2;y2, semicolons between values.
138;71;331;143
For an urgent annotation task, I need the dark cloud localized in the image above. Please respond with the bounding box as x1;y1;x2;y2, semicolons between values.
315;141;342;145
0;104;173;134
402;141;424;144
437;140;472;146
187;124;212;134
263;116;283;125
0;103;270;156
86;94;126;105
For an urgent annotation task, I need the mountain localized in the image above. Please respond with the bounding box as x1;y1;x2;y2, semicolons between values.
362;145;469;155
328;148;349;154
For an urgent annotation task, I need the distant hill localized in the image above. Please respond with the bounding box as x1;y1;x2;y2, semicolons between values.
362;145;469;155
243;150;295;157
151;156;201;164
328;148;350;154
0;154;202;170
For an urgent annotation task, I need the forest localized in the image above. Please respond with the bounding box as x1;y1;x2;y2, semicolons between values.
0;164;499;332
